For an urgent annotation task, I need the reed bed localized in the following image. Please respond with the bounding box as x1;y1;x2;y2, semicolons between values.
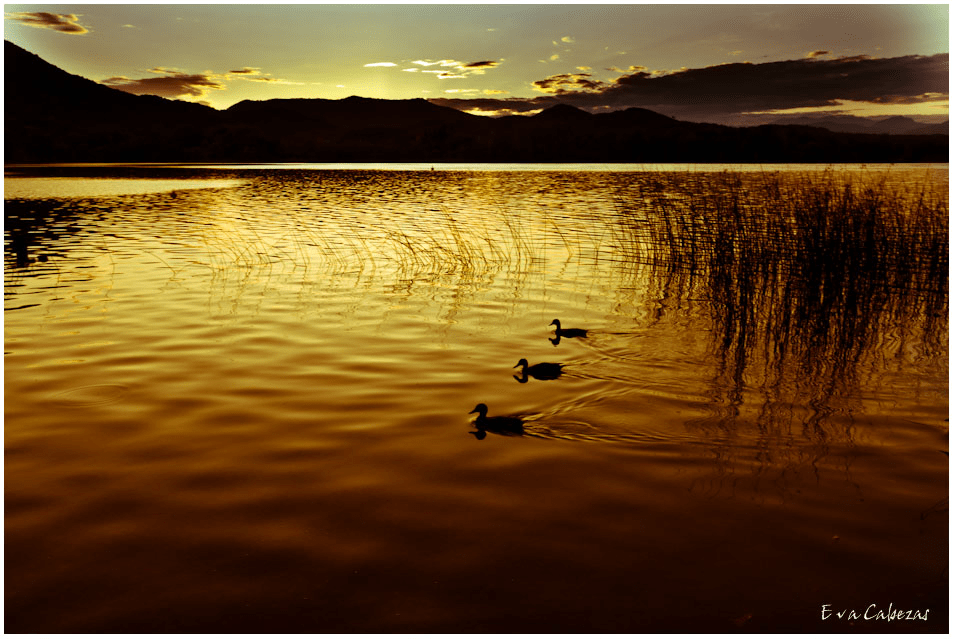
612;169;949;415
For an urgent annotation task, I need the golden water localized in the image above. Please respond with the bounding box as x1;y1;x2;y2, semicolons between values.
5;164;948;632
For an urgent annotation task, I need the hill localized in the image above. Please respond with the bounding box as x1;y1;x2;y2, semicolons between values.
5;40;218;162
4;40;948;163
764;113;948;136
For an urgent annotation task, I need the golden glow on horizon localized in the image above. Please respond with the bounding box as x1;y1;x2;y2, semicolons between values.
463;108;544;118
751;98;950;119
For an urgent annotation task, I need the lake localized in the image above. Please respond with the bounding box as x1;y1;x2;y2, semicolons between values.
4;163;948;632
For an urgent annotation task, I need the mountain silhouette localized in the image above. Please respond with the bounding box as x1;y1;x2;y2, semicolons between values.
4;40;948;163
765;113;948;136
5;40;218;162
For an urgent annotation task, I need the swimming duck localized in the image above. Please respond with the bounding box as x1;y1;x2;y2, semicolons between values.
468;403;524;436
549;319;588;338
513;358;564;382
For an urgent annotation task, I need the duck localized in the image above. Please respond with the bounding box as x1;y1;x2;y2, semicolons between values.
549;319;588;338
513;358;564;382
468;403;524;437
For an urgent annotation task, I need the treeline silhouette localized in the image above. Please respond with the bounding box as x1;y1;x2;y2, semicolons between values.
5;40;949;164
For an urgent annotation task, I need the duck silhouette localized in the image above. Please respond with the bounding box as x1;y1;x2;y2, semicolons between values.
550;319;587;338
513;358;564;383
549;319;588;345
469;403;524;438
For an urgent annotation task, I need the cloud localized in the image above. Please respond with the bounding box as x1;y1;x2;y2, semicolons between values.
533;73;606;94
385;58;503;79
224;67;298;84
806;50;831;58
430;53;949;121
432;97;543;117
243;76;295;84
607;64;650;74
561;36;575;43
5;11;89;34
412;59;461;67
102;68;226;100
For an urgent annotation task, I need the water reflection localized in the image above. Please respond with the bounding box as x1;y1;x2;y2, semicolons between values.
611;168;948;490
512;358;564;383
548;318;589;346
8;229;48;268
4;165;948;633
6;168;946;459
468;403;525;439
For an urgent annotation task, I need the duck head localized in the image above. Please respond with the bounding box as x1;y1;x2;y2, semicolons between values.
469;403;489;418
549;319;561;330
513;358;530;369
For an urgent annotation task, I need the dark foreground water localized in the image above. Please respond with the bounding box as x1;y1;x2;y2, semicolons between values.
4;163;948;632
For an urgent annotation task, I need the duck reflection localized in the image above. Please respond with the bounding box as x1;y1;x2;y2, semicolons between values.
512;358;564;383
549;319;588;346
550;318;587;338
468;403;525;439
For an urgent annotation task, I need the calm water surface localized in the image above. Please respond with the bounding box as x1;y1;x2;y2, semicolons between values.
5;164;948;632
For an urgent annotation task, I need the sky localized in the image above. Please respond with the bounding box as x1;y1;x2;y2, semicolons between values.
3;3;949;125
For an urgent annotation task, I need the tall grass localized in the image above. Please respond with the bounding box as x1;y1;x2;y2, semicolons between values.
612;169;949;418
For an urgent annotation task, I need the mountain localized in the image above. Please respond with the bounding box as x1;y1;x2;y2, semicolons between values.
217;95;488;160
4;40;948;163
764;113;949;136
532;103;593;121
5;40;218;162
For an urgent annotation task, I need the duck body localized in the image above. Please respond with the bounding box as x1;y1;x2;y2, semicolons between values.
513;358;564;381
549;319;587;338
469;403;524;436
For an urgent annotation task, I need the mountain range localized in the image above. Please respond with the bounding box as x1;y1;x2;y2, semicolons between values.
759;114;948;136
5;40;948;164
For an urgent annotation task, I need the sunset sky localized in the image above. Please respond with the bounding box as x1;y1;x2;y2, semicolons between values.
4;3;949;125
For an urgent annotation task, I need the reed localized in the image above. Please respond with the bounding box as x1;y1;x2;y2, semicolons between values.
612;168;949;412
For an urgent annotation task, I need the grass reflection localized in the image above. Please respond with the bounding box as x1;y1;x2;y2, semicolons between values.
6;168;947;455
612;169;948;483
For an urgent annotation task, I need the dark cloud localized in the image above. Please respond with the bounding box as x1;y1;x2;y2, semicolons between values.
464;60;499;69
241;76;286;84
226;67;291;83
533;73;606;94
5;11;88;34
431;53;949;121
102;69;225;100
